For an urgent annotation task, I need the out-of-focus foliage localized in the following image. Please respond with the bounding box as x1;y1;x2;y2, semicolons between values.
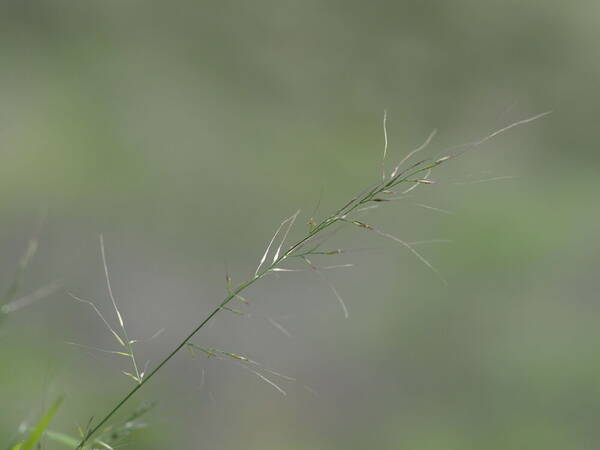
1;1;599;449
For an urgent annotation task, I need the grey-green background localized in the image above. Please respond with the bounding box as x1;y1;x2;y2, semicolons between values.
1;1;599;449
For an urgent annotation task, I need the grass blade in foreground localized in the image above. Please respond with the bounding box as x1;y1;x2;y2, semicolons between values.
13;397;63;450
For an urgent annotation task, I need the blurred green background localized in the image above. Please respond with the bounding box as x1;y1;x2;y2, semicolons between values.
1;1;599;448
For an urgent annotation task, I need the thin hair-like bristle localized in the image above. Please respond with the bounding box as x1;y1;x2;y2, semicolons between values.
320;263;354;270
235;362;287;396
471;111;551;146
69;293;125;348
65;341;130;357
408;239;453;246
414;203;455;215
266;316;292;338
391;129;437;179
273;210;300;262
190;345;292;395
382;109;389;181
350;222;447;285
270;267;306;273
379;230;446;284
453;175;514;185
440;111;551;158
255;211;301;277
302;256;349;319
99;235;124;328
325;278;349;319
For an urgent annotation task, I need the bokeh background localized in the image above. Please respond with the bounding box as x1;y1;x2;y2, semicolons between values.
1;1;599;449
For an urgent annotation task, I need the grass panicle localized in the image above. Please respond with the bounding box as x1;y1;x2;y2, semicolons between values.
75;112;548;448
